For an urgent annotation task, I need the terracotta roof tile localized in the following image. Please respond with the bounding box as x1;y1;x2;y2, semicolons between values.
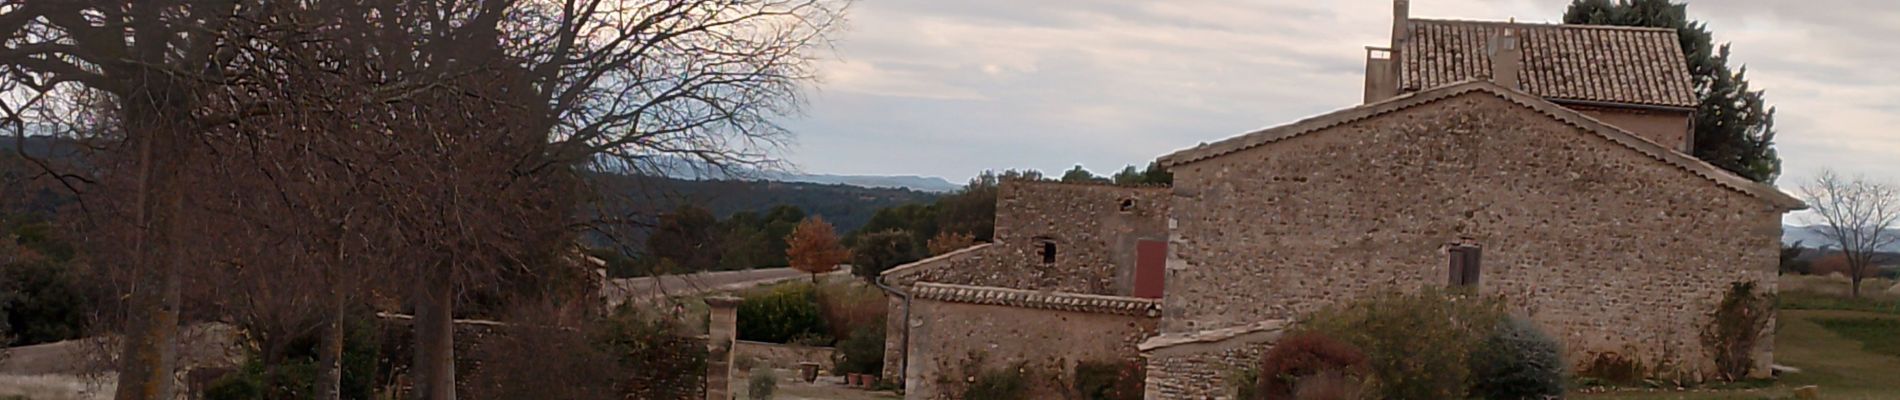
1401;19;1697;108
911;282;1162;317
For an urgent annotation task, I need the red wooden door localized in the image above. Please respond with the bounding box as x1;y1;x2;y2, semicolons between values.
1135;240;1167;299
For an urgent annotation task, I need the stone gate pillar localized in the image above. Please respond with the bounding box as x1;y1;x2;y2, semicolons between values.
705;296;742;400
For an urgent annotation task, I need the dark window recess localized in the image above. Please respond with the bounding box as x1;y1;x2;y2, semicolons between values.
1448;245;1482;287
1040;240;1057;264
1120;198;1136;212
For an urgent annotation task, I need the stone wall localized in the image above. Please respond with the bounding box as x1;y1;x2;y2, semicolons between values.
901;284;1160;399
735;340;839;373
1143;346;1269;400
993;180;1170;296
884;181;1169;295
377;315;708;400
1568;103;1694;153
880;244;996;383
879;181;1170;385
1163;91;1784;378
1138;320;1285;400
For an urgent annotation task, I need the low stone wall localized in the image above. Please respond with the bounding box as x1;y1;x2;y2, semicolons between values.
902;283;1160;399
735;340;839;373
1144;347;1268;400
1139;320;1287;400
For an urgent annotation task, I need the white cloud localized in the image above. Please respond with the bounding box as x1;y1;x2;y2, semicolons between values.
817;58;990;101
784;0;1900;190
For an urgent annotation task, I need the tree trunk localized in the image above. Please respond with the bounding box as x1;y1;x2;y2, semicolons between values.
315;292;347;400
112;259;181;400
412;263;456;400
112;73;191;400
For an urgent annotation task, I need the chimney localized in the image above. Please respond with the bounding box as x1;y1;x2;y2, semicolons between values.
1364;0;1409;103
1488;28;1523;89
1392;0;1410;48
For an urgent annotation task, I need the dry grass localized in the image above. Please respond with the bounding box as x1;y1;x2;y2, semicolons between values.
1779;275;1899;299
0;374;114;400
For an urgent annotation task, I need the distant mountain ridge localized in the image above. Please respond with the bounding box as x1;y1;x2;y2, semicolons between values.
1784;224;1900;252
640;155;961;193
3;136;939;235
762;172;960;193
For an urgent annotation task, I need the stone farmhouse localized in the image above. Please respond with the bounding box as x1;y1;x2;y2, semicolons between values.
876;1;1804;399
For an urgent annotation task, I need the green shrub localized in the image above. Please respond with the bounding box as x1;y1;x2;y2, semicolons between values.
738;282;830;344
1072;360;1143;400
203;315;381;400
1253;332;1368;400
815;280;886;343
1470;317;1565;400
1297;287;1503;399
0;221;90;346
736;355;762;372
838;325;885;375
749;368;778;400
1702;281;1773;381
596;306;710;399
850;230;921;280
1577;352;1647;386
962;363;1029;400
788;332;832;347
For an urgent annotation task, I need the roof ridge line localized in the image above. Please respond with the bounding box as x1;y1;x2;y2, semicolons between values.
878;242;993;281
1002;177;1172;190
1409;18;1678;33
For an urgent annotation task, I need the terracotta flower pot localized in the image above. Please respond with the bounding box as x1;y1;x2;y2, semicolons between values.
798;362;820;383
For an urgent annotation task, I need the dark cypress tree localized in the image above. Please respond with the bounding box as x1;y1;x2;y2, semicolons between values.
1563;0;1780;182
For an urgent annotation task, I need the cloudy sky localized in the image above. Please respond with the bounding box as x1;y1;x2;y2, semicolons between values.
778;0;1900;193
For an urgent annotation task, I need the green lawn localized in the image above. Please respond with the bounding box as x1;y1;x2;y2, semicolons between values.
1575;309;1900;400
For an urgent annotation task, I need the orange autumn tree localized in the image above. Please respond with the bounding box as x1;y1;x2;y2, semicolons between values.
787;216;850;282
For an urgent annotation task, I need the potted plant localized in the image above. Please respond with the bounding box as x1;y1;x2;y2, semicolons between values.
798;362;820;383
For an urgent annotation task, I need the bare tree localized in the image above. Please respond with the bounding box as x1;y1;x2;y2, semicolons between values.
3;2;847;399
1797;169;1900;298
390;1;849;397
0;2;284;397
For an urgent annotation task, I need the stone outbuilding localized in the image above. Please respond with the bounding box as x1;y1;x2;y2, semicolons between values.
879;2;1804;398
877;180;1170;399
1143;79;1800;397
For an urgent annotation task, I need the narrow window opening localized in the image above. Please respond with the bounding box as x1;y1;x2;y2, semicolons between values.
1448;244;1482;287
1039;240;1057;264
